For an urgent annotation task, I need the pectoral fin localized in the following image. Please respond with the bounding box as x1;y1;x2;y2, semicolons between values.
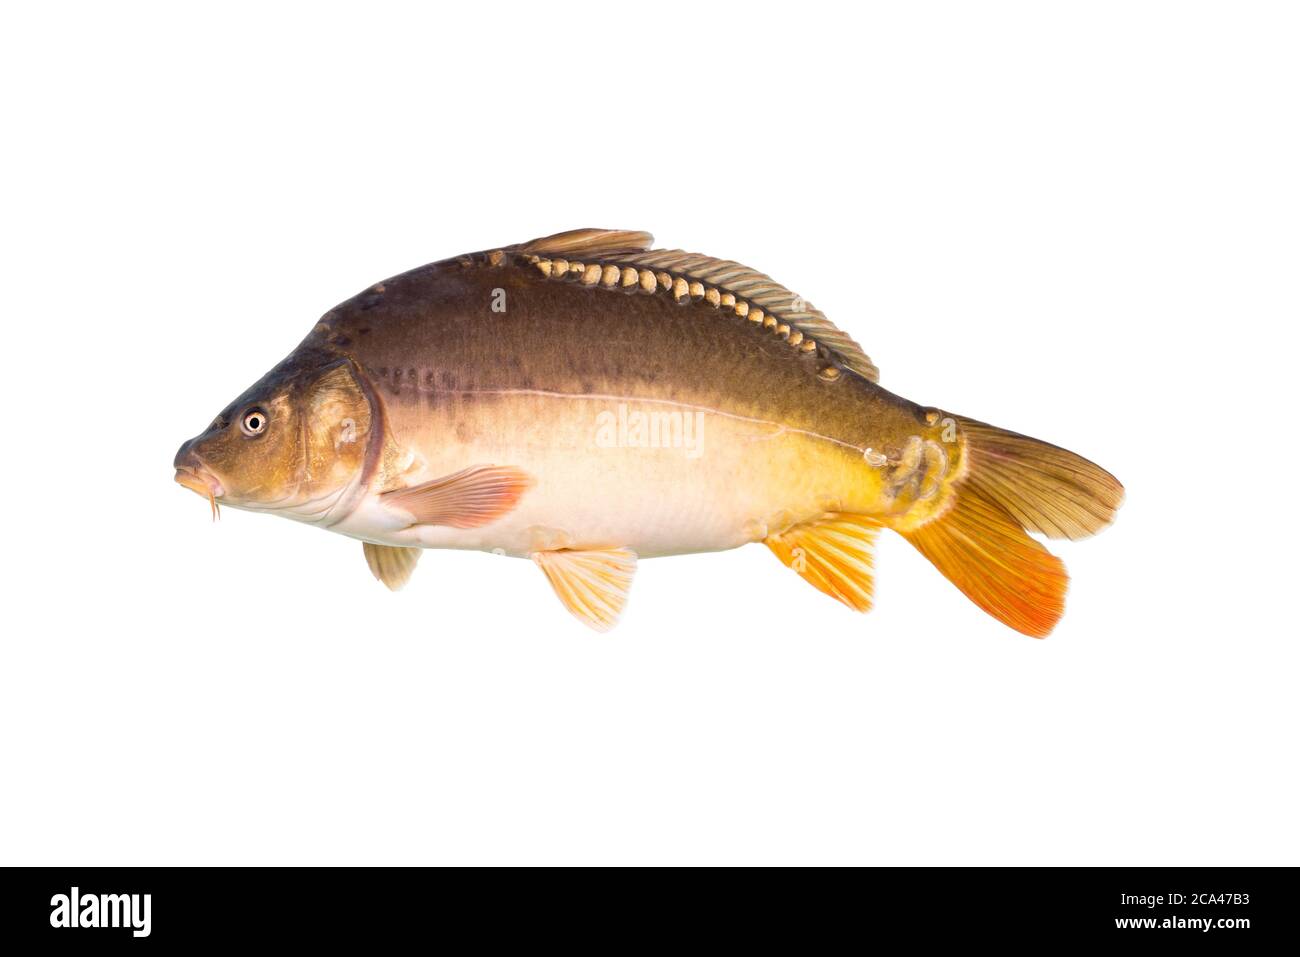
363;542;421;591
766;514;881;612
532;547;637;632
380;466;533;528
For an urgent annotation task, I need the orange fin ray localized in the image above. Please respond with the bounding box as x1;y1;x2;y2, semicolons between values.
766;514;881;612
363;542;421;591
380;466;533;528
901;489;1068;638
532;547;637;632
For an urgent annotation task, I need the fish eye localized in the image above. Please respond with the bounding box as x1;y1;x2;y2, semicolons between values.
241;408;268;436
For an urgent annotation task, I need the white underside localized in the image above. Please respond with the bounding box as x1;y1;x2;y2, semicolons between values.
323;401;870;559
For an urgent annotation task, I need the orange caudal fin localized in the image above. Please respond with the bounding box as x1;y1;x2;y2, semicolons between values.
953;416;1124;541
897;415;1121;637
901;487;1069;638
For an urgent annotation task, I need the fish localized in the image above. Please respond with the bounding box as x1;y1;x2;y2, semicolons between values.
174;228;1123;636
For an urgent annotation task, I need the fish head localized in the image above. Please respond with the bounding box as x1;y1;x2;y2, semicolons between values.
174;350;374;522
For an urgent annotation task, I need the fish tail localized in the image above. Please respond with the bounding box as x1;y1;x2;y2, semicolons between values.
897;416;1123;637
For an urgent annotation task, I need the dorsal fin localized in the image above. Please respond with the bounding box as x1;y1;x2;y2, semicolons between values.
605;247;879;382
517;227;655;258
512;229;879;382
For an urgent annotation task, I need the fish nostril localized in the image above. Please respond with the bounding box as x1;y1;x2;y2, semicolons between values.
173;438;212;476
173;439;197;470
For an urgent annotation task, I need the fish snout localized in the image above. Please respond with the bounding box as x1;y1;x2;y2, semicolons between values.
173;441;225;500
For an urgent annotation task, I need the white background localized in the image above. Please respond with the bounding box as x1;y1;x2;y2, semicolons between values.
2;2;1296;865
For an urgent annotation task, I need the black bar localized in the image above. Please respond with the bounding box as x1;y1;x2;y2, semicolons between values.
0;866;1291;946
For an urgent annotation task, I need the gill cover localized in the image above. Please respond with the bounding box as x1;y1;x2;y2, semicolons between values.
300;361;373;501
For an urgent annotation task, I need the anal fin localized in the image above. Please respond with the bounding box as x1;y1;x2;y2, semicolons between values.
363;542;421;591
532;547;637;632
766;514;881;612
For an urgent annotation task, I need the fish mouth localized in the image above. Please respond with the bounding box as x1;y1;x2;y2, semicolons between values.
174;464;225;521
